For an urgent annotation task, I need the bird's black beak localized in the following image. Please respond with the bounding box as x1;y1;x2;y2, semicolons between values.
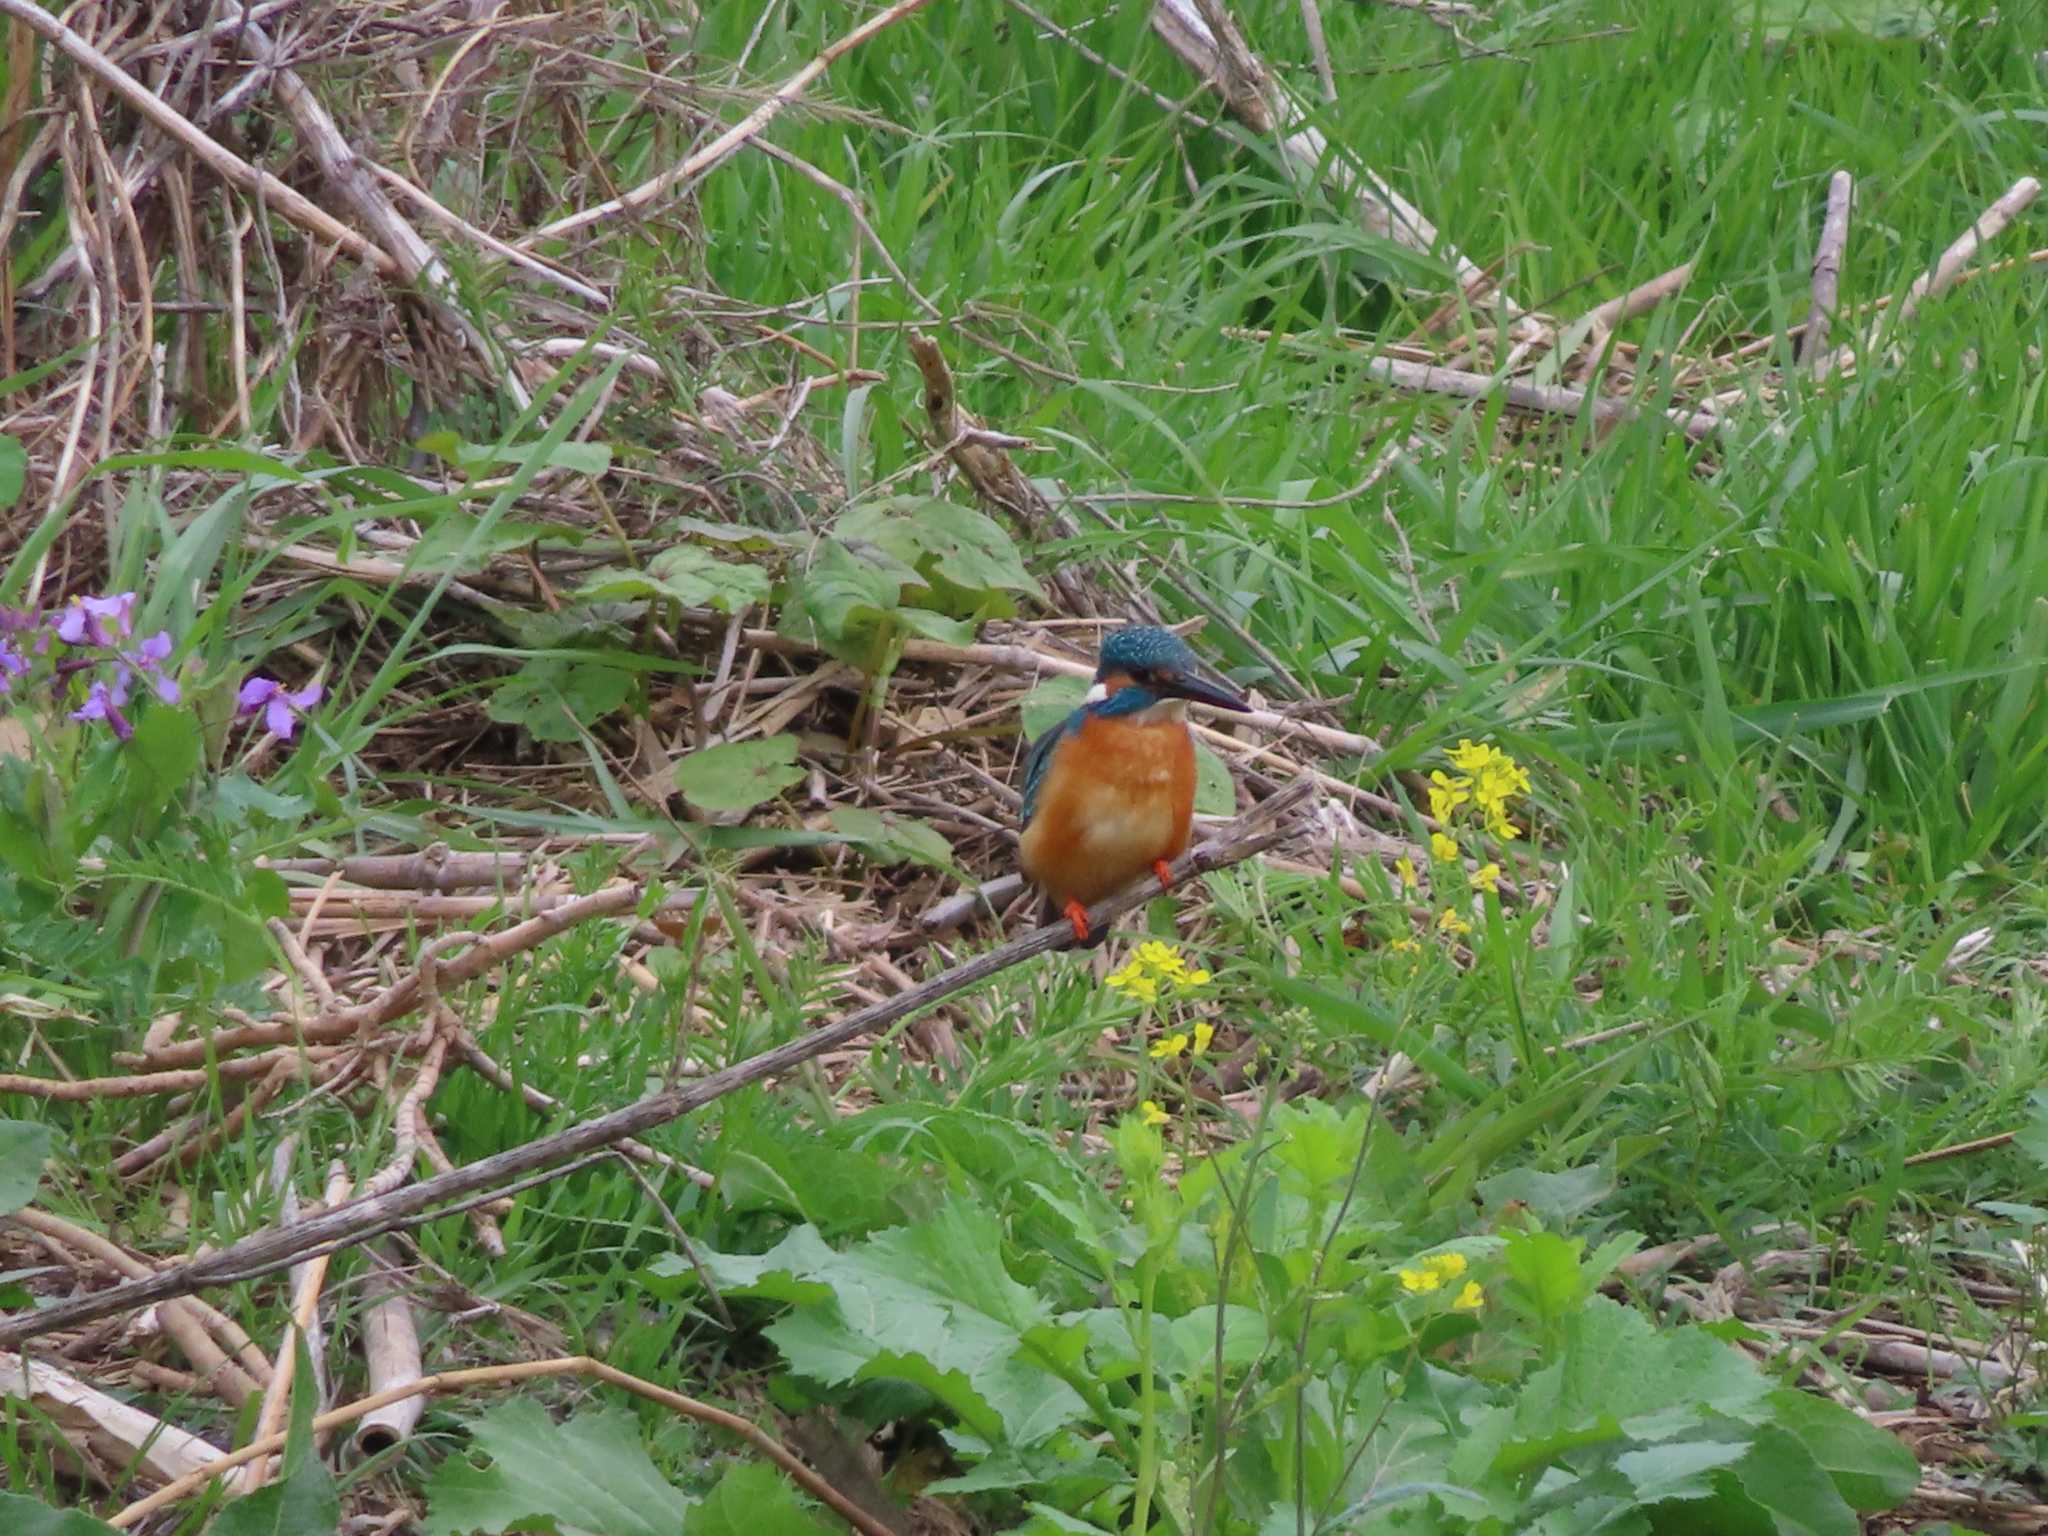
1161;670;1250;714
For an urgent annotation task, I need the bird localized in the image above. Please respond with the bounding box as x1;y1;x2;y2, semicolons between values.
1019;626;1250;944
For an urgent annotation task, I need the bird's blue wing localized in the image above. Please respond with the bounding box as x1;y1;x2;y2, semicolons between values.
1020;710;1082;827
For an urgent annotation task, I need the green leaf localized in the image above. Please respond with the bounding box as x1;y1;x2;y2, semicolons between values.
836;497;1039;616
575;546;771;613
486;659;635;743
1726;1425;1861;1536
672;735;806;812
0;435;26;511
1500;1229;1588;1325
1193;742;1234;816
1019;677;1087;739
792;537;916;672
0;1494;120;1535
0;1119;55;1216
1477;1162;1617;1227
686;1463;835;1536
422;1400;691;1536
1614;1438;1750;1503
124;706;203;820
1763;1389;1918;1510
698;1201;1088;1447
828;807;957;870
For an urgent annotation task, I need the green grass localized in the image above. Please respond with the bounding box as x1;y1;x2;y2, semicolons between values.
5;0;2048;1527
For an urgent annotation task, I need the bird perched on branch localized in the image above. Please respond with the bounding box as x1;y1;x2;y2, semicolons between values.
1019;626;1250;943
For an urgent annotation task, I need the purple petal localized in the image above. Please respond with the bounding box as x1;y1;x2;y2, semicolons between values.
54;607;88;644
237;676;280;714
264;694;297;739
286;681;324;712
153;673;182;704
83;593;135;631
136;631;173;665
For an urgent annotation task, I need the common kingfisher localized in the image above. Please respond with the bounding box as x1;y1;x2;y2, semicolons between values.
1019;627;1250;943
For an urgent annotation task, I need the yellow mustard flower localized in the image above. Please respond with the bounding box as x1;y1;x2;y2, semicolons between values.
1437;907;1472;938
1192;1021;1215;1056
1389;937;1422;955
1429;832;1460;862
1106;962;1159;1004
1468;862;1501;895
1427;770;1471;823
1139;1100;1168;1127
1150;1032;1189;1060
1453;1281;1484;1311
1394;855;1418;892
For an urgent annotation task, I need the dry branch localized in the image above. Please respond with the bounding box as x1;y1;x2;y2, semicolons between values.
1799;171;1852;375
0;779;1315;1348
0;0;392;275
524;0;940;248
0;1354;227;1490
1150;0;1526;322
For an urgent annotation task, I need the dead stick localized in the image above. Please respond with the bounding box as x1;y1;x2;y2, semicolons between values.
524;0;940;247
0;0;393;274
0;782;1313;1348
1894;175;2041;328
1799;171;1852;375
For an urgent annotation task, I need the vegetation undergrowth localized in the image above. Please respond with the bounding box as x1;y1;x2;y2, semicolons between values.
3;0;2047;1532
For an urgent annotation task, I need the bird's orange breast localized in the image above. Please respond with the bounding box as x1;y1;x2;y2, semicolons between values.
1019;713;1197;907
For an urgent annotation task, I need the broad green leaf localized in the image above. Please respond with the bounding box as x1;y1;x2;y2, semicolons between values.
687;1463;835;1536
1763;1389;1918;1510
1193;741;1234;815
792;537;915;671
1477;1163;1617;1227
1500;1229;1588;1324
575;545;771;613
828;807;956;869
1019;676;1087;739
837;497;1039;615
486;659;634;743
698;1201;1087;1447
1725;1425;1860;1536
1614;1438;1749;1502
0;1494;120;1535
422;1400;691;1536
0;1119;55;1216
672;735;806;812
124;706;203;820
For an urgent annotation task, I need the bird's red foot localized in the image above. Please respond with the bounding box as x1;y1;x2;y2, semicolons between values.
1063;900;1092;943
1152;859;1175;893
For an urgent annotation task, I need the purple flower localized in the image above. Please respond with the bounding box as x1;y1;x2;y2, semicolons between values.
237;676;323;740
0;637;26;692
71;679;133;740
123;631;180;704
54;593;136;647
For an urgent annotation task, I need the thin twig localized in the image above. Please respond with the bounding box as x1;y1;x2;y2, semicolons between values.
1799;171;1852;375
0;782;1314;1348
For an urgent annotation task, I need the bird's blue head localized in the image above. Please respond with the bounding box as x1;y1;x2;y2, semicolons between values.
1092;626;1248;714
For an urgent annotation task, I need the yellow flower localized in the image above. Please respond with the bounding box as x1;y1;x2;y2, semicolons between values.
1429;832;1460;862
1437;907;1472;938
1394;855;1417;892
1445;739;1493;774
1139;1100;1168;1127
1398;1252;1468;1293
1485;811;1520;842
1106;963;1159;1004
1453;1281;1484;1311
1182;967;1212;988
1192;1021;1214;1056
1468;862;1501;894
1427;770;1471;823
1150;1032;1189;1060
1389;937;1421;955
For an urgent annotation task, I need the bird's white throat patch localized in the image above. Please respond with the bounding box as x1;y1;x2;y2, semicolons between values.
1083;681;1109;704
